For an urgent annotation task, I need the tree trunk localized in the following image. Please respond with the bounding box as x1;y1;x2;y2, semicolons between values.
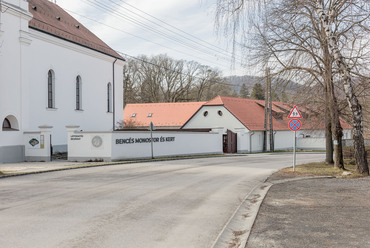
316;0;368;174
329;84;344;169
324;49;344;169
325;96;334;164
321;21;342;168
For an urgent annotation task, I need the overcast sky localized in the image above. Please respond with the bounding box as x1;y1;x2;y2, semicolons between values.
55;0;249;76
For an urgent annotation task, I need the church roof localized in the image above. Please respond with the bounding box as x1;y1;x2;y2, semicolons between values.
27;0;124;60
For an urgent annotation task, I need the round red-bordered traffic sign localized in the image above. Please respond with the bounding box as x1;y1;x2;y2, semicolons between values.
289;119;301;131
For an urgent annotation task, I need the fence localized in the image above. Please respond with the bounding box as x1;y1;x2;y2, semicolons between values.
67;127;223;162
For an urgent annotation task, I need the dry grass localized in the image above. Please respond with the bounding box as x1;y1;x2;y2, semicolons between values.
270;161;368;181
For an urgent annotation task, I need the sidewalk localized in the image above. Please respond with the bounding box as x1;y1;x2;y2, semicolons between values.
246;176;370;248
0;160;101;175
0;154;243;176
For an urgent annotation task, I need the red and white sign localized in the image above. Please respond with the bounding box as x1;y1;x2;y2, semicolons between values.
288;106;303;119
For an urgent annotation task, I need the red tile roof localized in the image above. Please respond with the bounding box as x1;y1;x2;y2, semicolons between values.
122;96;352;131
27;0;123;60
123;102;206;128
205;96;352;131
206;96;289;131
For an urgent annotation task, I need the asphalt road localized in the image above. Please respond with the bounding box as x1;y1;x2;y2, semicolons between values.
0;153;324;248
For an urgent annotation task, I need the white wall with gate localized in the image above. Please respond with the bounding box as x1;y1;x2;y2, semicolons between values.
67;127;223;162
236;128;329;153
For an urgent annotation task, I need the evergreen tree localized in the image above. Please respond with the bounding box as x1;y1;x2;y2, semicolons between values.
239;83;249;98
250;83;265;100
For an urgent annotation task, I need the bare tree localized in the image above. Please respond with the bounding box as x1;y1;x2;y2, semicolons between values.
122;54;235;104
316;0;369;174
215;0;369;173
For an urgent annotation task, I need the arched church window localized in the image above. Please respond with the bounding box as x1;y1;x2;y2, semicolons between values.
107;83;113;113
76;76;82;110
48;70;55;108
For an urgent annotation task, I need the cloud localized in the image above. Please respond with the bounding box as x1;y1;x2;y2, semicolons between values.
54;0;245;76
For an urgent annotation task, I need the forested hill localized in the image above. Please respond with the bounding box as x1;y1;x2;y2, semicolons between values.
225;75;301;100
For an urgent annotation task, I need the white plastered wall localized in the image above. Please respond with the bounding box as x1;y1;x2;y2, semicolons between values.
24;29;124;151
183;106;246;133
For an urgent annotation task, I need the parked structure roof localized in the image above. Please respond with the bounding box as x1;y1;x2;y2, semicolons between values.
123;102;206;128
27;0;124;60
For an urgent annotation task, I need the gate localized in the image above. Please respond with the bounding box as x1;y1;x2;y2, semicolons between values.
223;129;237;153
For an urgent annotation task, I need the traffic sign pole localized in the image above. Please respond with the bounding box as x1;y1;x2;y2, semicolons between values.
293;131;297;172
288;106;303;172
149;122;155;159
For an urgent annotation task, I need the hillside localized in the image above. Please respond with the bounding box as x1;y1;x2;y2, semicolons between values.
225;75;301;101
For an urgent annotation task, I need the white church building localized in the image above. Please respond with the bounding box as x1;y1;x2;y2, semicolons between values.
0;0;125;163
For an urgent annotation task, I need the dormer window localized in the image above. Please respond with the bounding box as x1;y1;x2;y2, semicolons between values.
75;25;80;29
56;17;61;21
148;113;153;117
32;6;37;11
131;113;136;117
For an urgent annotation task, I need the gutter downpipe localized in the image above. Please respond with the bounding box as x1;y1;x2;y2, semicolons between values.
249;131;255;153
112;58;118;131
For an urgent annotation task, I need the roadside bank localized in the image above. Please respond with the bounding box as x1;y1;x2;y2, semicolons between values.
246;176;370;248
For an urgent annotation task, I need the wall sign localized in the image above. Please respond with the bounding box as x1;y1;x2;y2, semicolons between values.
92;136;103;147
116;136;175;145
28;135;41;149
71;134;84;141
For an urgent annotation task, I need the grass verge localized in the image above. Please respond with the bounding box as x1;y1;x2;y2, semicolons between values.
269;160;367;181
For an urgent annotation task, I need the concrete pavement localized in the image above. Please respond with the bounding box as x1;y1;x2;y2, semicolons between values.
1;154;304;247
0;153;335;248
246;176;370;248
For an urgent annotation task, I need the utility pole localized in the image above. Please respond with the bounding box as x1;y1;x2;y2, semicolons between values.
263;69;268;152
267;68;274;152
263;67;274;152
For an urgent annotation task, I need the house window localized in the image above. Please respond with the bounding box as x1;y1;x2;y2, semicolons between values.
47;70;55;108
203;111;208;117
76;76;82;110
107;83;113;113
218;110;223;116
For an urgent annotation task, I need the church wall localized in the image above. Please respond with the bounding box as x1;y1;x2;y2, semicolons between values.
0;0;124;162
25;29;124;151
0;1;32;162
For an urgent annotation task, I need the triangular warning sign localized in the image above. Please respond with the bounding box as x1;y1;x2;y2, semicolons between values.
288;106;303;118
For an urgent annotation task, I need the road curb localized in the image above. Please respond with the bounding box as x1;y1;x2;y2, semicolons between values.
212;176;335;248
211;181;272;248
